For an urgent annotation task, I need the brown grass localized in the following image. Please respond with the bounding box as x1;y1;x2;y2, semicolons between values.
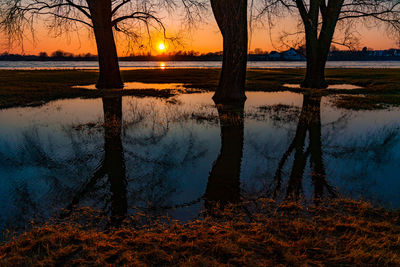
1;199;399;266
2;68;400;109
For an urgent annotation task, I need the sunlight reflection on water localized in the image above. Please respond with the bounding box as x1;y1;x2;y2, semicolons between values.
72;82;186;90
283;84;364;90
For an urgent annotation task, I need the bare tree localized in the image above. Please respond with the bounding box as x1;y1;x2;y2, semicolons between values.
255;0;400;88
0;0;206;89
210;0;248;103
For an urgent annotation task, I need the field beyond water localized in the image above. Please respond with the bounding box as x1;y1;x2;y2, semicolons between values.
1;68;400;109
1;199;399;266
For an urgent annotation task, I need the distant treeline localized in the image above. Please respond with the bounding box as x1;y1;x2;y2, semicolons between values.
1;48;400;61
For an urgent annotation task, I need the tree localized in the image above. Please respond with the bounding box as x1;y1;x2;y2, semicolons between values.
0;0;205;89
210;0;248;103
256;0;400;88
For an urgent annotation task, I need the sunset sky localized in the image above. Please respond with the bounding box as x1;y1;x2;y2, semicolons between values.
1;10;398;56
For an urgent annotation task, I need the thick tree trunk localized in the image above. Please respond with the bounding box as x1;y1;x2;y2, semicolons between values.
301;28;329;89
301;0;343;89
302;50;329;89
204;102;244;213
87;0;123;89
210;0;248;103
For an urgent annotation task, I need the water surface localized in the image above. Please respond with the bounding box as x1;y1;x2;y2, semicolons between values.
1;60;400;69
0;91;399;231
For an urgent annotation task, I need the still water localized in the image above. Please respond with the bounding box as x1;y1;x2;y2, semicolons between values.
0;91;400;231
1;60;400;69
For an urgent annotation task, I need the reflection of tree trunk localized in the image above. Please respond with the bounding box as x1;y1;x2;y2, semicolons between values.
210;0;248;103
102;96;127;225
273;94;335;202
87;1;123;89
64;96;127;226
285;110;309;200
204;102;245;212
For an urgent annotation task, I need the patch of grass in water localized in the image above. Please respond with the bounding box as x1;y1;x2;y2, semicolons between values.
2;68;400;109
332;94;400;110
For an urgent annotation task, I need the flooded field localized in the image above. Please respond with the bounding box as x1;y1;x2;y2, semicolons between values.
1;91;400;231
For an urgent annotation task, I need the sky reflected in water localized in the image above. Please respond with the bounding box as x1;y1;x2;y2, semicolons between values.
0;91;399;231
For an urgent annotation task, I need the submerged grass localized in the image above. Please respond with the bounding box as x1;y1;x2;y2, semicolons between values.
1;199;399;266
1;68;400;109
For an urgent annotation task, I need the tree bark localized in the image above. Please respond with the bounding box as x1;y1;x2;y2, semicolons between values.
87;0;123;89
210;0;248;103
302;46;329;88
299;0;344;89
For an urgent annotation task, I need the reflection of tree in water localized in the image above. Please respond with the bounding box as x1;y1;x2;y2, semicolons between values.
64;96;127;226
272;94;336;203
1;96;210;229
63;97;211;222
243;94;400;205
204;102;244;214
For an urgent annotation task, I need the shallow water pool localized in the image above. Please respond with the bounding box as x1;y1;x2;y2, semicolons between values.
0;91;399;230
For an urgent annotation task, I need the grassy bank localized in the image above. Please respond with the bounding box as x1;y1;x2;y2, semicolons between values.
0;199;399;266
1;68;400;109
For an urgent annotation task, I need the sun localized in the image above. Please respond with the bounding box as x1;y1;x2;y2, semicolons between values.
158;43;166;51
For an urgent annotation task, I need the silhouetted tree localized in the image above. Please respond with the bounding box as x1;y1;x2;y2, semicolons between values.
0;0;205;89
210;0;248;103
256;0;400;88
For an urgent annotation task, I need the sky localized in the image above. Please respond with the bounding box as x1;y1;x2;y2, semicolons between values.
1;8;398;56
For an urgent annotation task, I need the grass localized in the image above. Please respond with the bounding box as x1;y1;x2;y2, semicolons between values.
1;68;400;109
0;199;399;266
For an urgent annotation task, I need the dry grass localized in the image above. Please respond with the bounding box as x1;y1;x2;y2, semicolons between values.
2;68;400;109
1;199;399;266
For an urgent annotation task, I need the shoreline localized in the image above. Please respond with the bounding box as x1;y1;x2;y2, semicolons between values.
1;68;400;110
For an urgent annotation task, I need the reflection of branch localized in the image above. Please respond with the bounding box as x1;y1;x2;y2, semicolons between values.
62;164;107;215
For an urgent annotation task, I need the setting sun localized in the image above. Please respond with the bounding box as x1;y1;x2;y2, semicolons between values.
158;43;166;51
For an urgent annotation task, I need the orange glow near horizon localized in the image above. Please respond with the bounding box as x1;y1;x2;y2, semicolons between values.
0;17;398;55
159;62;166;69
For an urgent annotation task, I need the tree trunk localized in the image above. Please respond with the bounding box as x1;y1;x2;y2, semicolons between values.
301;26;329;89
210;0;248;103
301;0;343;89
87;0;123;89
302;50;329;89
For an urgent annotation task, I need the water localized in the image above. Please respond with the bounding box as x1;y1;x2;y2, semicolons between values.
284;84;364;90
72;82;187;90
0;91;400;231
1;60;400;70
